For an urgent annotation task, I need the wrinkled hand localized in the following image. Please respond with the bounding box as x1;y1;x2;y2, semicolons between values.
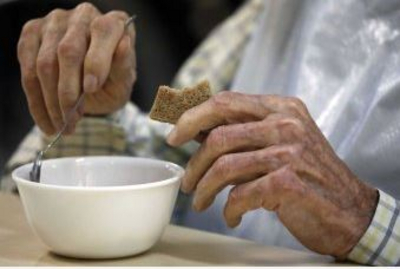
17;2;136;135
167;91;378;258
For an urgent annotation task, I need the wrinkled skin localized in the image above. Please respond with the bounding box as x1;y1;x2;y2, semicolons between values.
17;2;136;135
167;91;378;258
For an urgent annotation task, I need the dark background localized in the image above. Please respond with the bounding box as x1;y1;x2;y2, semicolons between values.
0;0;244;177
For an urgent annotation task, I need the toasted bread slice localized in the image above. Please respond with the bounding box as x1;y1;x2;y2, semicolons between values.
149;80;211;124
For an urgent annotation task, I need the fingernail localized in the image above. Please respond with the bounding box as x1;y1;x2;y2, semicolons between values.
167;128;178;145
84;74;98;93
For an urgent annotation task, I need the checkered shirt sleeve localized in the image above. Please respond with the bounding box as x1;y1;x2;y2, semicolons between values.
347;190;400;265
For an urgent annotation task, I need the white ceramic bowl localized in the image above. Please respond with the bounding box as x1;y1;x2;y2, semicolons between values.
12;156;183;259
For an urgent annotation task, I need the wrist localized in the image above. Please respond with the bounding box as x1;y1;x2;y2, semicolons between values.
355;185;379;239
337;183;379;259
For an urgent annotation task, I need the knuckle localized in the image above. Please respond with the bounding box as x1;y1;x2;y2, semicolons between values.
288;143;304;157
213;155;232;179
277;144;303;162
44;24;60;36
48;8;65;17
90;16;114;36
19;20;42;55
47;8;66;17
256;148;279;170
21;19;42;36
45;17;66;36
287;144;304;159
270;167;297;193
286;97;307;115
58;88;75;105
75;2;97;13
47;8;66;20
36;54;56;75
70;3;99;26
57;40;83;63
205;125;227;151
211;91;234;110
277;116;306;138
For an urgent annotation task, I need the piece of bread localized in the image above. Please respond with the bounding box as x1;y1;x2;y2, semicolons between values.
149;80;212;124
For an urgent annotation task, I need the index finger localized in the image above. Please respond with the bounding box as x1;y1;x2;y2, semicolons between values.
166;92;268;146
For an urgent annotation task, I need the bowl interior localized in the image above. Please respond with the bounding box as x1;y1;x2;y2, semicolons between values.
13;157;183;188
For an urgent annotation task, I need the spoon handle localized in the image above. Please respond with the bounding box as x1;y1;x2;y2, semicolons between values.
42;93;85;155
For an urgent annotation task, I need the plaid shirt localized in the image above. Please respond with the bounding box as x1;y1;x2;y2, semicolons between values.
1;0;399;265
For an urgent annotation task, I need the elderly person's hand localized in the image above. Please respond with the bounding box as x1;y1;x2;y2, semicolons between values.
17;3;136;135
167;91;378;258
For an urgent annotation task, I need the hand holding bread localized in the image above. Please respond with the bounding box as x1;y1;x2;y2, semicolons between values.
165;90;378;259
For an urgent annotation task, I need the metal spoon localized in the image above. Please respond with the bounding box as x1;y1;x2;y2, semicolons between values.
30;93;85;182
29;15;136;182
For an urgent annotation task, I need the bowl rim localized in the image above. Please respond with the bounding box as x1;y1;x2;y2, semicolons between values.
12;156;184;192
